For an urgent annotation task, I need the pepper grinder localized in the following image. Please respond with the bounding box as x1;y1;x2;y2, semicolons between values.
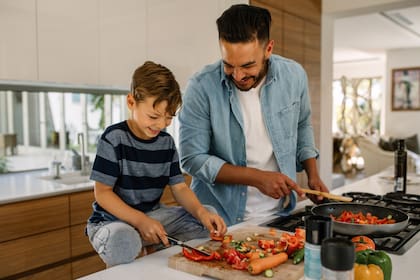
321;237;355;280
394;139;407;193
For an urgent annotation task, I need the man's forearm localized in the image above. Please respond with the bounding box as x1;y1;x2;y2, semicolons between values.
303;157;320;179
215;163;261;186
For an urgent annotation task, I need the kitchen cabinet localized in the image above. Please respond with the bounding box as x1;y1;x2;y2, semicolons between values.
1;0;244;89
283;12;305;64
98;0;147;87
0;190;105;279
0;0;38;81
37;0;99;84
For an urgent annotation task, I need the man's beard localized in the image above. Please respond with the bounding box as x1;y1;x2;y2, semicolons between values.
229;59;269;91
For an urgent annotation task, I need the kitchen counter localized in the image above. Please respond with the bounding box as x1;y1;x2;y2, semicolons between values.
0;169;94;205
78;168;420;280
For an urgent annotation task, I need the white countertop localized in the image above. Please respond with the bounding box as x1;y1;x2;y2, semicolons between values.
77;168;420;280
0;169;94;204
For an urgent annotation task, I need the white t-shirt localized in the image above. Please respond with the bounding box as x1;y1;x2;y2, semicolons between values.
237;78;280;220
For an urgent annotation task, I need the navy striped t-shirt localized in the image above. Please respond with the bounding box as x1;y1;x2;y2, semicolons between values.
88;121;185;223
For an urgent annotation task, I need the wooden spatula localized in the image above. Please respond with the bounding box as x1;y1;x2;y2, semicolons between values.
301;188;353;202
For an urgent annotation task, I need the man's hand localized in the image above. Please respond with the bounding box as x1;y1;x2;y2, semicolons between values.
306;176;329;204
254;170;305;199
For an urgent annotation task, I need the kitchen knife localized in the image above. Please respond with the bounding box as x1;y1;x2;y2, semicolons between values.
301;188;353;202
166;235;211;256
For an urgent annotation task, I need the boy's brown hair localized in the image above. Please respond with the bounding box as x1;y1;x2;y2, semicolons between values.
131;61;182;116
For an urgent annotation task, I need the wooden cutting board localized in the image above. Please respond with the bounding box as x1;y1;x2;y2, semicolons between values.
168;225;304;280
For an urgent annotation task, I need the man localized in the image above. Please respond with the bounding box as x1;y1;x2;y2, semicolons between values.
178;4;328;226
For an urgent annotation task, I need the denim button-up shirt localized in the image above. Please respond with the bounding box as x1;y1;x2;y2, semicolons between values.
179;54;319;226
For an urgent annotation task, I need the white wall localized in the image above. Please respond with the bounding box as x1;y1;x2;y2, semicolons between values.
385;47;420;139
333;59;386;80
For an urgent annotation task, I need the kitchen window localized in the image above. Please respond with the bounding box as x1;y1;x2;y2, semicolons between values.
0;82;130;173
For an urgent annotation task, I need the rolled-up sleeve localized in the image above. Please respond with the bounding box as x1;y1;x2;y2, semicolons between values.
179;80;226;184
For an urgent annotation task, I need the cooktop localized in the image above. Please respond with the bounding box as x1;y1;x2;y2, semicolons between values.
262;192;420;255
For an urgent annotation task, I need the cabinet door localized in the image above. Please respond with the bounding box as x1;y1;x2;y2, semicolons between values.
72;254;106;279
283;12;304;65
71;223;93;256
0;228;71;278
20;264;72;280
304;21;321;146
70;190;94;226
147;0;222;90
0;195;69;242
37;0;99;84
283;0;321;24
0;0;37;80
98;0;147;88
251;0;283;55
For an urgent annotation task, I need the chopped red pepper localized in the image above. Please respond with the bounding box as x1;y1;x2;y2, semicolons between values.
182;247;220;261
258;239;275;250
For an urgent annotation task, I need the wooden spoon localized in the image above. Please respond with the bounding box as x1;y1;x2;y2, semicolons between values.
301;188;353;202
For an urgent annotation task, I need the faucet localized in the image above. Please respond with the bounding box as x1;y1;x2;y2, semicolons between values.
52;160;62;179
77;132;89;176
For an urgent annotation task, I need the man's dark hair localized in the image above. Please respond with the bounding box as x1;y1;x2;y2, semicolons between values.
216;4;271;44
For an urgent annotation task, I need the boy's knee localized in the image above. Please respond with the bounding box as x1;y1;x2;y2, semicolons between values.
95;223;142;266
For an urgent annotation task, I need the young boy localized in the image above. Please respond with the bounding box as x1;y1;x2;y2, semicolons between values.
86;61;227;267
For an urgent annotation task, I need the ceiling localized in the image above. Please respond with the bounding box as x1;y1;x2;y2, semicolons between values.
333;5;420;63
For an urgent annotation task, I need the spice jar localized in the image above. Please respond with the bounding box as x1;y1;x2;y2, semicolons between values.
321;237;355;280
304;215;332;280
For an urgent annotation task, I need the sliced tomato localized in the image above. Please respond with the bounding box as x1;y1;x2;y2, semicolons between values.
223;249;241;264
231;259;249;270
295;228;306;240
210;232;224;241
222;234;233;243
286;236;299;256
258;239;275;250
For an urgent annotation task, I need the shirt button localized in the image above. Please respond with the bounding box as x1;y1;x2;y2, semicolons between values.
241;192;246;196
237;217;242;221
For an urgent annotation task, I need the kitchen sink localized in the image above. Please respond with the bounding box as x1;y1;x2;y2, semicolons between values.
39;171;93;186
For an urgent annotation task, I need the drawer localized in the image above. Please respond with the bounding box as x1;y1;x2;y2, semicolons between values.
70;190;94;226
71;223;93;257
72;254;106;279
0;195;69;242
0;228;71;278
19;263;72;280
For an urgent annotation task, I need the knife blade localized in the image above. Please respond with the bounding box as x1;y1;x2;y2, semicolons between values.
166;235;211;256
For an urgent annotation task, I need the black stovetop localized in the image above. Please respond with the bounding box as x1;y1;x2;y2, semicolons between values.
262;192;420;255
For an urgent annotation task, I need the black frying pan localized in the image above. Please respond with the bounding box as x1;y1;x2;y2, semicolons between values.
311;203;409;236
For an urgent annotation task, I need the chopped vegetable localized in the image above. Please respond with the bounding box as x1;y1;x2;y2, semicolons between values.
182;248;221;261
292;248;305;264
248;252;288;275
210;232;224;241
264;268;274;278
331;211;396;225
